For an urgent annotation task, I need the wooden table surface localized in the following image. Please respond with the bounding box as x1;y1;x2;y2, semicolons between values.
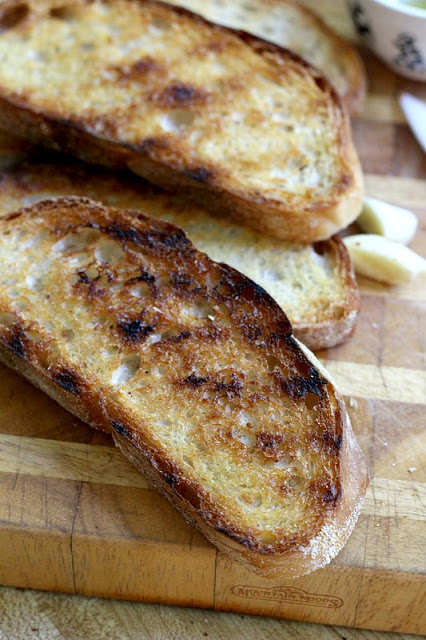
0;584;422;640
1;1;425;638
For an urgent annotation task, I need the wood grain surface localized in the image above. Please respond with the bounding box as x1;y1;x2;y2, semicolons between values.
0;1;425;638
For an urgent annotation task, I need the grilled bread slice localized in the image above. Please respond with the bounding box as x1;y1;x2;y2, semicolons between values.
0;0;363;243
167;0;366;115
0;159;360;350
0;196;368;577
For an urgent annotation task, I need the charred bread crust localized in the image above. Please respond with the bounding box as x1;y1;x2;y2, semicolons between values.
0;196;369;577
0;0;363;243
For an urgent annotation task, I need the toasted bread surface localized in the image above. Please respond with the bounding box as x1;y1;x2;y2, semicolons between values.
166;0;366;115
0;160;360;349
0;0;363;243
0;196;368;577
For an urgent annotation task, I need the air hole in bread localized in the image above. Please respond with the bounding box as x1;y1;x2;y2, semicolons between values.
160;110;195;133
94;237;124;264
266;355;279;371
0;3;28;32
14;300;28;312
215;282;231;296
154;364;167;377
206;270;222;289
240;411;258;429
183;455;195;468
288;476;303;488
49;7;78;20
275;454;292;468
0;311;15;326
127;241;146;255
69;252;92;268
263;269;282;282
26;275;44;292
82;264;98;281
227;400;239;411
233;428;256;447
53;228;101;254
111;354;141;385
260;532;276;545
98;314;116;327
104;346;119;357
62;329;75;341
157;274;171;288
196;441;207;453
191;299;215;318
45;341;61;367
26;329;44;343
130;282;151;298
150;17;170;31
160;327;182;340
96;271;111;288
80;42;95;52
241;2;258;13
24;230;48;249
305;392;320;410
41;320;55;333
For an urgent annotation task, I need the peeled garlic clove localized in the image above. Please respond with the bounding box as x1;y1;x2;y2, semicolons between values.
344;234;426;285
357;197;418;245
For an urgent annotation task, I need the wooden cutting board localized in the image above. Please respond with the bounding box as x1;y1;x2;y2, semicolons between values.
0;1;425;635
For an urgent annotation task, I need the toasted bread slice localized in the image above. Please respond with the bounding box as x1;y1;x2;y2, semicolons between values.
0;159;360;350
0;0;363;243
167;0;366;115
0;196;368;577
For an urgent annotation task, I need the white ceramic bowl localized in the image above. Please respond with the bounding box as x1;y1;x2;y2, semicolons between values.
347;0;426;81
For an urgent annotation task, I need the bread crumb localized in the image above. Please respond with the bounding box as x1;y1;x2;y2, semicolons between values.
408;467;417;473
349;397;358;408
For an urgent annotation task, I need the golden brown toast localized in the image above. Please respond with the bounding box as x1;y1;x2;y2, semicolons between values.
0;196;369;577
166;0;366;115
0;0;363;243
0;159;360;350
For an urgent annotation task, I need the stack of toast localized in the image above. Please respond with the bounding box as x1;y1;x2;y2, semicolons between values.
0;0;369;578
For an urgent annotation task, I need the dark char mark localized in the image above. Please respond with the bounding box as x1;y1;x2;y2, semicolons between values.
137;270;155;284
324;483;341;506
183;167;213;183
103;224;140;244
55;369;79;394
172;273;193;287
117;319;154;342
280;366;327;399
184;373;208;387
154;83;208;107
323;430;343;454
9;330;27;359
216;373;243;399
103;221;190;253
111;419;130;437
163;471;178;486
